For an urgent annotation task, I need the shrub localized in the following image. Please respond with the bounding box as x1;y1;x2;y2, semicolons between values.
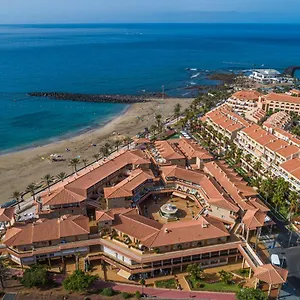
63;270;97;292
21;264;50;288
135;290;141;299
101;287;115;296
121;292;132;299
197;283;205;288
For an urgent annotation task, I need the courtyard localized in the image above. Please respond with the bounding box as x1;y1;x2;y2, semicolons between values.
139;192;202;224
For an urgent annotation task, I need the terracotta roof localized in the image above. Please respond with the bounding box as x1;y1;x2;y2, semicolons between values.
96;211;115;222
232;90;262;100
276;145;300;158
290;89;300;96
104;169;155;199
172;138;213;160
0;207;15;222
265;139;289;152
41;187;86;206
66;150;150;194
142;216;229;248
3;215;89;247
248;198;270;212
134;138;151;144
263;93;300;104
280;158;300;180
242;208;266;230
154;141;185;161
204;161;255;211
160;165;205;186
255;264;288;284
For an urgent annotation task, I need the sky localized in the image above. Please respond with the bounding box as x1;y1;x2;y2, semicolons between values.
0;0;300;24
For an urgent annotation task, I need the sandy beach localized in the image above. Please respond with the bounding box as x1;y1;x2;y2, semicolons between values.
0;97;192;204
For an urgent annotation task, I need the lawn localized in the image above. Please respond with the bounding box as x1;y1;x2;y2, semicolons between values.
233;268;250;277
155;278;177;289
187;276;240;292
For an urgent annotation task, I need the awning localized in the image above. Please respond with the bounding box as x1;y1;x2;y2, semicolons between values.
172;191;187;199
117;269;132;280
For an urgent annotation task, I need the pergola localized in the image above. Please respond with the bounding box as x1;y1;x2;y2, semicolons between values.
254;264;288;297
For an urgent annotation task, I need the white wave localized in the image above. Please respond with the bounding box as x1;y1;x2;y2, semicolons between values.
190;73;200;79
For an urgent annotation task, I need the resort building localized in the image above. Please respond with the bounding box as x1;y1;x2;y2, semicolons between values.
288;89;300;97
226;90;262;114
202;104;250;144
278;158;300;191
2;140;287;297
36;149;150;218
249;69;281;84
235;124;300;189
258;93;300;115
263;111;291;129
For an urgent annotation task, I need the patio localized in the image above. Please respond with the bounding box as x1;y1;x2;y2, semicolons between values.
139;193;202;224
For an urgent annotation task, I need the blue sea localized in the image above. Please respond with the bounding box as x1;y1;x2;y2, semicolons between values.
1;23;300;152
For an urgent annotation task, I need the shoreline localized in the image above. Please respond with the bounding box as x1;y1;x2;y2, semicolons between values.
0;104;131;157
0;97;192;204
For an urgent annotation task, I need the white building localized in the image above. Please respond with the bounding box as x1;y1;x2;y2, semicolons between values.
249;69;281;84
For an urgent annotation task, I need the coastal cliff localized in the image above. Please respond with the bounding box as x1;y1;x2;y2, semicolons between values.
28;92;159;104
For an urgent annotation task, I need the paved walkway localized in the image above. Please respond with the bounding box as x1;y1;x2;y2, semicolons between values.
94;280;236;300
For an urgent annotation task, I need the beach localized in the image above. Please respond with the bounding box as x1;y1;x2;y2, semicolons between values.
0;97;192;204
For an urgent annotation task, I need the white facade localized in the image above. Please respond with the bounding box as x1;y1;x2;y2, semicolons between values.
249;69;281;83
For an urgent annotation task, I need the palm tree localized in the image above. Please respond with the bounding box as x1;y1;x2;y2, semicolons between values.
174;103;181;122
187;264;204;280
82;158;88;168
288;191;299;220
26;182;38;201
57;172;67;182
259;178;275;202
100;143;111;158
155;114;162;132
113;139;122;152
41;174;54;194
123;136;131;150
69;158;80;174
11;191;22;210
254;160;262;172
93;153;100;162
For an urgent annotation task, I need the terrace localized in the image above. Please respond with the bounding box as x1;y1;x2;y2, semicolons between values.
139;193;202;224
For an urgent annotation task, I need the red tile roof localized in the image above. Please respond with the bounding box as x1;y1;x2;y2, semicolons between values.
3;215;90;247
242;208;266;230
0;207;15;222
263;93;300;104
255;264;288;284
104;169;155;199
231;90;262;100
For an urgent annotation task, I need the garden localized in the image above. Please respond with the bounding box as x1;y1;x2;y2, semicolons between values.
155;278;177;289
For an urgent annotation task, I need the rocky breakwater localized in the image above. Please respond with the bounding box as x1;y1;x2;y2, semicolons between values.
28;92;154;104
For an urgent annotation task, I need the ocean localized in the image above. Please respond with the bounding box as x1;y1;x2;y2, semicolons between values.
1;23;300;152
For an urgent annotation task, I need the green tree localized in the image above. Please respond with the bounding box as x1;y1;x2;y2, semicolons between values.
26;182;38;201
155;114;163;132
186;264;204;281
218;270;233;285
100;143;111;158
123;136;132;149
0;260;9;289
21;264;50;288
259;178;275;201
114;139;122;152
288;191;299;220
11;191;22;210
93;153;100;162
236;288;267;300
82;158;89;168
69;158;80;174
101;287;115;296
63;270;97;292
41;174;54;193
174;103;181;122
56;172;67;182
